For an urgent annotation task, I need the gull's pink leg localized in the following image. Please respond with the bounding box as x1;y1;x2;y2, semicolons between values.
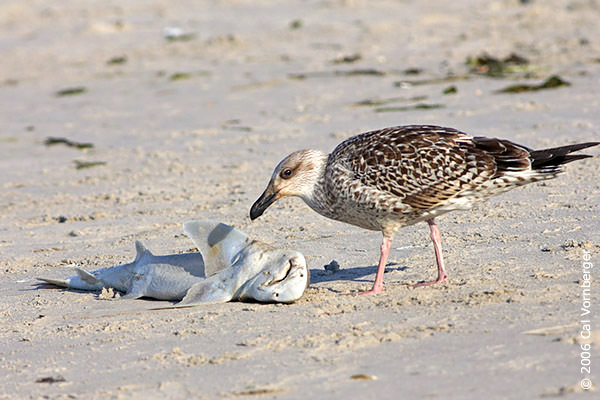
358;237;391;295
412;218;448;287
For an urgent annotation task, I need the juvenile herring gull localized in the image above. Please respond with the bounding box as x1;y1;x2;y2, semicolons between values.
250;125;598;294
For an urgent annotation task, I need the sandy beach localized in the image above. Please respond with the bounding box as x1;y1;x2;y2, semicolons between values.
1;1;599;398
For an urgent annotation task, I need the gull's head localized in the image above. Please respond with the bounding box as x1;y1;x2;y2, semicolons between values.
250;149;327;220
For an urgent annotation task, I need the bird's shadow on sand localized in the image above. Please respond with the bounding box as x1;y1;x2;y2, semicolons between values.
309;262;407;284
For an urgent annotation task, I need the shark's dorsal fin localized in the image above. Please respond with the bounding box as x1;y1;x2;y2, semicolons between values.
183;220;251;277
134;241;152;263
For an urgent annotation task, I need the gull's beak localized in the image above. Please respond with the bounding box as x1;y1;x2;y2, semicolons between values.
250;185;277;220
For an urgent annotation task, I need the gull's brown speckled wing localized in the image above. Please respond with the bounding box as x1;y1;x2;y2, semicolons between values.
328;125;533;210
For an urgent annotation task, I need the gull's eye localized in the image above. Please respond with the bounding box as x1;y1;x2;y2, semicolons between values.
280;168;293;179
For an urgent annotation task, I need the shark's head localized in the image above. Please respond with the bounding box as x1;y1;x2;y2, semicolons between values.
179;221;310;306
237;250;309;304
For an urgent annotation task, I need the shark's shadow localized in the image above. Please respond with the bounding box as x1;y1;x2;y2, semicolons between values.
32;282;168;303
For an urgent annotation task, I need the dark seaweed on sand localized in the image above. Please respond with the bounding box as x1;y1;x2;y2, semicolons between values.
74;160;106;170
289;19;303;29
165;33;196;42
55;87;87;97
394;75;469;87
289;69;386;80
352;96;428;107
35;376;66;384
466;52;530;77
169;72;193;81
374;103;444;113
403;68;423;75
331;54;362;64
443;86;458;95
495;75;571;93
106;56;127;65
45;137;94;150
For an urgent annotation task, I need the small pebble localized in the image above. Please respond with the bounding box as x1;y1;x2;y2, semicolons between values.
324;260;340;275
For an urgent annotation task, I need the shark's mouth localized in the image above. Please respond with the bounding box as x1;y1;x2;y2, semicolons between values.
264;260;296;286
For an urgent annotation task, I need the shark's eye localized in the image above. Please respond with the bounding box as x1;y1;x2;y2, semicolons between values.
280;168;293;179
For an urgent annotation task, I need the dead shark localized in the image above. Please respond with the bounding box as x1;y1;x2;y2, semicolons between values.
38;221;309;305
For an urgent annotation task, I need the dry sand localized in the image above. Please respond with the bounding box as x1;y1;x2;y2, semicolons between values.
1;1;599;399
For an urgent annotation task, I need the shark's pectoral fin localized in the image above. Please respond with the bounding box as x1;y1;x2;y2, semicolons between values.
74;268;99;285
175;280;234;306
183;220;251;277
120;273;151;300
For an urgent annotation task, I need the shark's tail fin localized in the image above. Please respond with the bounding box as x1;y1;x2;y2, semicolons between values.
38;266;100;289
37;277;69;287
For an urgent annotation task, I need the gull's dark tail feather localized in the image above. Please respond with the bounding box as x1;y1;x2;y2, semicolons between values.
530;142;599;172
